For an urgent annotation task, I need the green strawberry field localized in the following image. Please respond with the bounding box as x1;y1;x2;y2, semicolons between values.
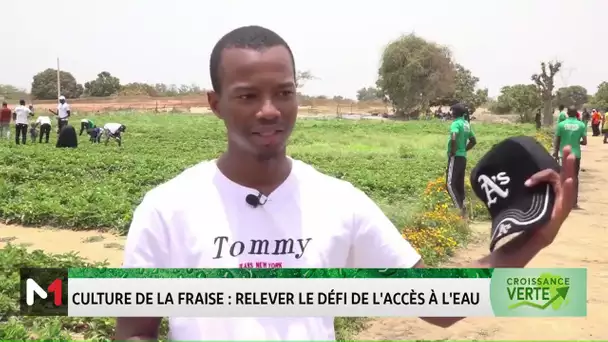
0;112;545;340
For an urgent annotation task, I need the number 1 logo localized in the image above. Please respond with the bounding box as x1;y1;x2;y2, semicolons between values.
26;278;63;306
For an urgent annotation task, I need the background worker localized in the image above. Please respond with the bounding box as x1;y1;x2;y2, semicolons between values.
48;95;71;133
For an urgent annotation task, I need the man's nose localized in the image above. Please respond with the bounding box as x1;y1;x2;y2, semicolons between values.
256;99;281;120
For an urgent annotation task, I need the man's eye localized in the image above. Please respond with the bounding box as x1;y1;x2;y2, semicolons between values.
238;94;256;100
279;90;294;97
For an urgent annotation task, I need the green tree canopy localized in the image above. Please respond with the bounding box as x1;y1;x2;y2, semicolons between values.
0;84;28;101
432;64;488;114
590;82;608;110
356;87;381;101
84;71;121;97
377;33;455;118
556;85;589;109
31;69;83;100
492;84;541;122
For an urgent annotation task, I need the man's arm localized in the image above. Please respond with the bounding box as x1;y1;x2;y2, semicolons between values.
553;124;562;158
422;148;575;328
353;146;576;329
114;195;169;340
49;109;57;115
449;122;460;156
580;122;588;145
466;130;476;151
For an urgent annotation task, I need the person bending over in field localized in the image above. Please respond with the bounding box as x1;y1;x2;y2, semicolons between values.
35;115;52;143
80;118;96;135
103;123;126;146
87;127;103;143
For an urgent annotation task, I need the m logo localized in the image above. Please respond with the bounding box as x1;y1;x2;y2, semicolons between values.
478;171;510;207
26;278;48;305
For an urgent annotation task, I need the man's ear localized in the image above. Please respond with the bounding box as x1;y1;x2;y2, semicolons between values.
207;91;222;119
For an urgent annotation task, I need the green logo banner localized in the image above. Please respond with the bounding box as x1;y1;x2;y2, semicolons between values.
490;268;587;317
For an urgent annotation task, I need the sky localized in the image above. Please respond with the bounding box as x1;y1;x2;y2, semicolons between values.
2;0;606;98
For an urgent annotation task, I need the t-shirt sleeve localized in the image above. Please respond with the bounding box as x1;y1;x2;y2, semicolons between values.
348;186;421;268
122;195;170;268
65;104;71;111
449;121;460;134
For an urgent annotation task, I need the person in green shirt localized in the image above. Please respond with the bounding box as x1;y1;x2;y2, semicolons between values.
553;106;586;209
557;104;567;123
80;118;96;136
446;103;477;218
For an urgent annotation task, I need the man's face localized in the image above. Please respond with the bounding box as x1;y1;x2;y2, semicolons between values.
208;46;298;161
59;99;65;104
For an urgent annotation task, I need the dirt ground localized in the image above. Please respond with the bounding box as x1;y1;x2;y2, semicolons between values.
1;131;604;340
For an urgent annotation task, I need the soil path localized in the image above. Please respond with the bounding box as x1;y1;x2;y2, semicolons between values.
1;136;606;340
0;226;124;266
357;137;608;340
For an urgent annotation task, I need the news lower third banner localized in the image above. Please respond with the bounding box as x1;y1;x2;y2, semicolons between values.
19;268;587;318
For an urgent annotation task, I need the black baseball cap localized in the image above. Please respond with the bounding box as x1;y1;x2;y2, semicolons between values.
470;136;559;252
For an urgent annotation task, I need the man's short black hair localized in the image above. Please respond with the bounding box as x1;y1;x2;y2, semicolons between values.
209;25;295;93
451;103;467;117
567;106;578;117
558;104;565;111
19;99;25;105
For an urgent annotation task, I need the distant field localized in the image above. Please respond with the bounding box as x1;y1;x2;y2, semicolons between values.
24;94;388;115
0;112;539;233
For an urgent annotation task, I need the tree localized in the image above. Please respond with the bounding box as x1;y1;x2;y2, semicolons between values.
531;61;561;126
0;84;28;100
493;84;541;122
356;87;381;101
556;85;589;109
377;34;455;118
296;70;316;89
590;82;608;110
433;64;488;114
119;82;159;96
31;68;83;100
84;71;121;97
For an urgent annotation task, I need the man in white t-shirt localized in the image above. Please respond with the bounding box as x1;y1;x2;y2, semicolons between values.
12;99;33;144
115;26;577;341
35;115;52;143
103;122;126;146
48;95;70;133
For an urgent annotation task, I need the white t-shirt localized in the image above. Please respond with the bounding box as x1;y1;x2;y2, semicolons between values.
36;116;51;126
14;105;32;125
104;123;122;134
123;159;420;341
57;103;70;119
